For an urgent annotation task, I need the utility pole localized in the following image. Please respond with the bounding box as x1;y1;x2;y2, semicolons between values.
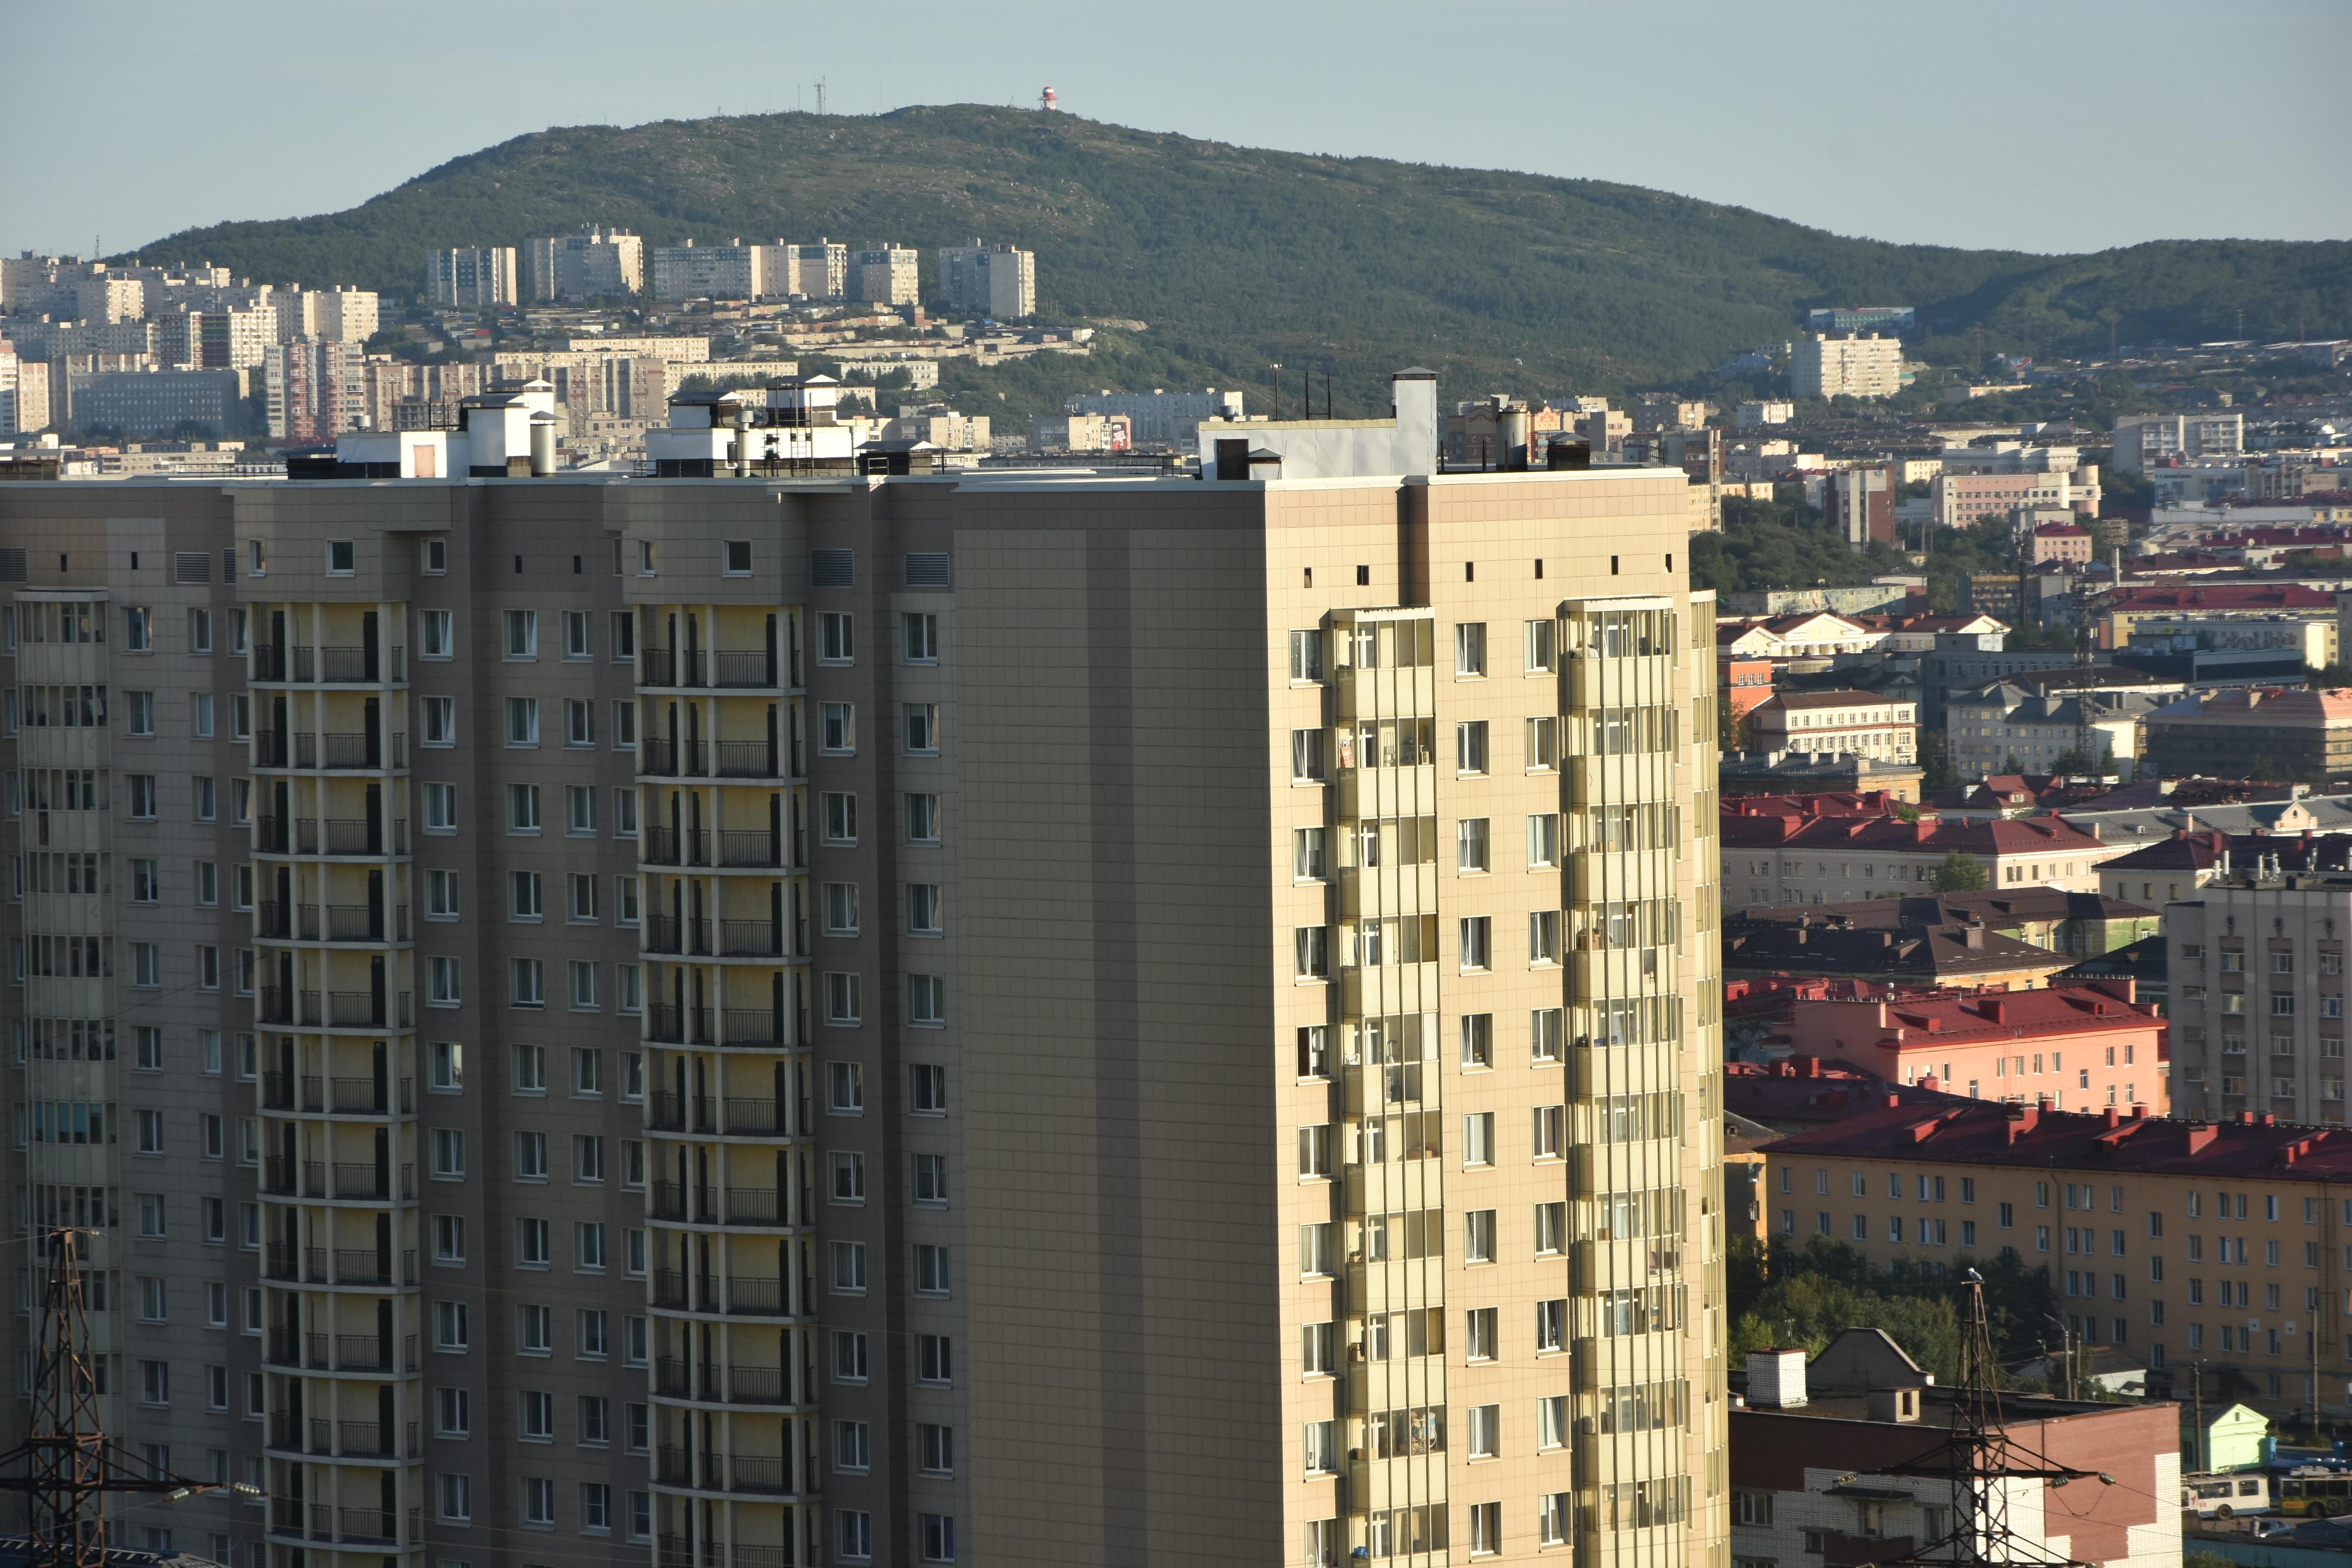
2193;1358;2209;1471
0;1229;256;1568
1888;1272;2113;1568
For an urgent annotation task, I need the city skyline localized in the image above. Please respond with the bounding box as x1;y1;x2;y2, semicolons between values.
3;0;2347;262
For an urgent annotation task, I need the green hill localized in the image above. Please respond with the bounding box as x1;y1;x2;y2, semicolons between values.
130;104;2352;412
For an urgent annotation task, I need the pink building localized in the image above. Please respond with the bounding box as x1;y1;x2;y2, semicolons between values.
2032;521;2094;563
1778;979;2167;1110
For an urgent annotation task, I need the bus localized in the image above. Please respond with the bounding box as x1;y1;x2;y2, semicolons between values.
2278;1467;2352;1518
2184;1472;2272;1519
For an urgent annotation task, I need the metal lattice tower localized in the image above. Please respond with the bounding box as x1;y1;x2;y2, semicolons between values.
0;1227;240;1568
1889;1269;2110;1568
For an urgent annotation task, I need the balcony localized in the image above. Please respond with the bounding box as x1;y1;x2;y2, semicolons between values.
644;827;707;867
717;830;782;869
715;741;781;780
718;919;783;958
270;1415;419;1460
264;1158;415;1202
641;738;704;777
714;650;779;689
660;1535;795;1568
259;989;406;1030
303;1247;419;1287
654;1448;792;1496
258;645;402;685
723;1097;786;1136
646;1004;711;1046
262;1074;414;1115
254;732;403;772
651;1183;783;1226
720;1010;782;1048
654;1358;794;1406
256;816;406;857
264;1329;419;1374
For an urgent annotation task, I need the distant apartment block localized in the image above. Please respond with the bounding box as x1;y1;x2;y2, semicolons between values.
2111;412;2244;474
1826;464;1894;547
1735;400;1793;427
2167;866;2352;1122
1064;388;1242;448
1931;468;2099;528
2141;687;2352;780
427;246;518;308
1029;412;1129;453
1791;333;1903;400
936;241;1034;319
0;347;49;431
527;228;646;301
1746;689;1917;764
77;275;146;323
263;337;362;444
1804;306;1915;333
68;367;247;438
650;239;757;303
274;286;380;345
850;245;919;307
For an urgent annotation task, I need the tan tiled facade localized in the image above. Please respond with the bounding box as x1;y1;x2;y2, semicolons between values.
0;458;1723;1568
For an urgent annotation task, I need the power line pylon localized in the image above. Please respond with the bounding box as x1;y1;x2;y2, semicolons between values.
1886;1268;2114;1568
0;1228;245;1568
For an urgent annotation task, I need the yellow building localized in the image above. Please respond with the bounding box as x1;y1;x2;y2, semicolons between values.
1764;1098;2352;1425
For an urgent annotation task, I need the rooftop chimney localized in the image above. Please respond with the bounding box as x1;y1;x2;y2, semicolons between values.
1866;1387;1923;1425
1746;1348;1809;1409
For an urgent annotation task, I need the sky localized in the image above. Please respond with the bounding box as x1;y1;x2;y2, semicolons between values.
4;0;2347;261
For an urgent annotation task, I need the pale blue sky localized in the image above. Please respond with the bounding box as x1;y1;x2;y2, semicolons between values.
5;0;2346;261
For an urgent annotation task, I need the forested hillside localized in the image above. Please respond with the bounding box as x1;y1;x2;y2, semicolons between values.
134;105;2352;406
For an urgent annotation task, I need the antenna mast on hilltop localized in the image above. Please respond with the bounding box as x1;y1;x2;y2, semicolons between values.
1883;1271;2114;1568
0;1229;256;1568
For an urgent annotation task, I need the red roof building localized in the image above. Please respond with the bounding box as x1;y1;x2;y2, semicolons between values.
1778;979;2166;1111
1723;804;2125;903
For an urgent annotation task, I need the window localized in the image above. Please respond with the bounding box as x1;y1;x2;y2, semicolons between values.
1295;826;1327;881
1533;1108;1565;1161
503;610;537;659
826;972;862;1025
903;613;939;663
832;1241;867;1293
1525;618;1556;672
509;783;540;832
1461;1013;1494;1068
1529;910;1559;965
823;793;858;845
833;1331;869;1383
1458;818;1490;872
566;785;596;836
611;700;636;749
1526;813;1559;868
563;699;593;747
821;703;855;754
1295;926;1330;980
835;1421;872;1472
1455;622;1487;676
1460;916;1492;971
437;1474;472;1522
1532;1007;1562;1062
920;1515;956;1565
907;883;944;935
919;1423;955;1476
420;610;453;659
919;1334;953;1384
1463;1112;1495;1167
522;1476;554;1527
326;540;355;575
1469;1404;1501;1459
1291;729;1327;782
434;1300;469;1351
515;1131;548;1179
909;973;946;1026
1465;1209;1497;1263
1467;1306;1499;1360
839;1512;873;1562
912;1063;947;1114
517;1304;553;1354
904;702;940;754
1289;630;1326;682
506;697;539;747
915;1244;952;1294
1456;721;1489;774
906;793;941;844
832;1151;866;1203
1526;716;1557;771
818;612;853;664
435;1387;470;1437
511;958;545;1009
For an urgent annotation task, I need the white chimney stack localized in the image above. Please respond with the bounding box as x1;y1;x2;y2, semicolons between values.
1746;1348;1809;1408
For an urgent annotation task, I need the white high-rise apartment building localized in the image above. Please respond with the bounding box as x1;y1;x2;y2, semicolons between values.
527;230;647;302
848;247;918;307
1790;332;1904;400
935;243;1034;319
426;248;518;309
0;374;1725;1568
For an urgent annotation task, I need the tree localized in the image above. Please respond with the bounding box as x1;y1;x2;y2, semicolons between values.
1930;851;1989;892
1921;738;1960;793
2048;747;2095;775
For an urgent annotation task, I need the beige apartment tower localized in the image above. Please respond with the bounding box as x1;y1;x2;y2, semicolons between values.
0;398;1723;1568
